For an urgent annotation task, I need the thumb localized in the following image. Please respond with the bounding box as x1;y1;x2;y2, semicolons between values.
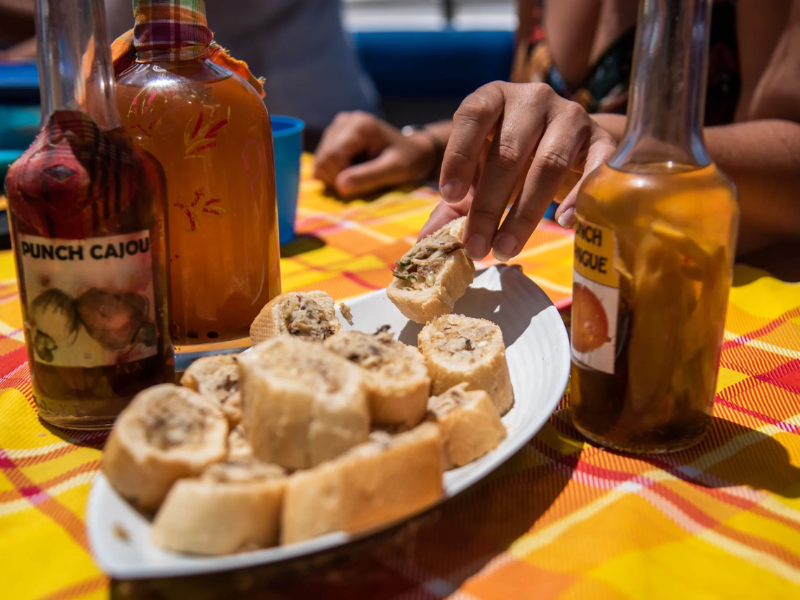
335;150;411;198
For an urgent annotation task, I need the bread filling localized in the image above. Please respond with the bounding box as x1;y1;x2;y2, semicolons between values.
327;330;396;370
202;366;239;403
392;231;463;290
282;295;339;341
430;320;497;360
202;459;284;484
139;398;211;451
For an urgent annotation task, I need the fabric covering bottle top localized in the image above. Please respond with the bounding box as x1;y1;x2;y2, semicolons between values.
110;0;266;98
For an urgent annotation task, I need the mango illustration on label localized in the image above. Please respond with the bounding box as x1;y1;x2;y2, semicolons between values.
571;215;620;375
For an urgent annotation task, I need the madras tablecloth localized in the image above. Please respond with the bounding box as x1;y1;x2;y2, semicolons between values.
1;156;799;600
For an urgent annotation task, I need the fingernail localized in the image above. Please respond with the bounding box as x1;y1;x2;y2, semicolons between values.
492;234;516;262
465;233;489;260
557;207;575;229
441;180;463;202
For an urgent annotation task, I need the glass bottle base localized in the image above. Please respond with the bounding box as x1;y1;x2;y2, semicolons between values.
571;415;710;454
38;412;118;431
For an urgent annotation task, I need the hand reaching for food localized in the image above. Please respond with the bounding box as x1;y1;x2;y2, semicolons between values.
423;82;617;262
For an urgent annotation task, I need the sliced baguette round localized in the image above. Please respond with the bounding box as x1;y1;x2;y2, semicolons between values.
250;291;341;345
418;315;514;415
281;423;444;545
324;329;430;428
238;336;370;470
387;217;475;323
102;384;229;513
428;383;507;468
180;354;242;426
151;458;286;555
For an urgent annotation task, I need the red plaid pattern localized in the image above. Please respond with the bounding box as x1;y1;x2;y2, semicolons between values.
133;0;213;62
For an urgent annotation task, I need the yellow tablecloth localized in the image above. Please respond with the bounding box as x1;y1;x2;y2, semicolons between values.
1;156;799;599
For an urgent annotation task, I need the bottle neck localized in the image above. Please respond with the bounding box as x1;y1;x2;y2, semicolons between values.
609;0;712;171
132;0;213;63
35;0;121;131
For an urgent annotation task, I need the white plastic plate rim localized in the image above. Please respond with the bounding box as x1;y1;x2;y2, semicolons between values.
88;265;570;578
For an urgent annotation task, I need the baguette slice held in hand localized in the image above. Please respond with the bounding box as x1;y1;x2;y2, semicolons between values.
238;336;370;470
388;217;475;323
419;315;514;415
250;291;341;345
281;423;444;545
151;458;286;555
324;328;430;428
102;385;229;513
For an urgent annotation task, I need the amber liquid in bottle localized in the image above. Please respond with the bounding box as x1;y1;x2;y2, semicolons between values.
571;163;738;452
6;0;173;429
12;131;172;427
116;59;281;358
568;0;739;453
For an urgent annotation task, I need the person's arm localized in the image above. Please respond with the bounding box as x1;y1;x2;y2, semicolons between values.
592;1;800;256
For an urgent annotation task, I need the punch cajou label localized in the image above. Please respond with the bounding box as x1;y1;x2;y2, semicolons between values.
19;231;158;368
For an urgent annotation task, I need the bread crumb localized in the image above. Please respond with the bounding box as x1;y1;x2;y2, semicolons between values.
113;523;130;542
338;302;354;325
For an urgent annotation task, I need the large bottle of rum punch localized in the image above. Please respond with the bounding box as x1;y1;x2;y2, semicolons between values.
113;0;281;369
5;0;173;429
569;0;740;453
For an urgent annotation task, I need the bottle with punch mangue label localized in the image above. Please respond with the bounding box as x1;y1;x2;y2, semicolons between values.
5;0;173;429
569;0;740;453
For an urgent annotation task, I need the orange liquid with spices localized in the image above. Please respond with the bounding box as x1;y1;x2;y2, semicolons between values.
116;60;281;347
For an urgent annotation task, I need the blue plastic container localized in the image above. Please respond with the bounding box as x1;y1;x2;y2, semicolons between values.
271;115;304;246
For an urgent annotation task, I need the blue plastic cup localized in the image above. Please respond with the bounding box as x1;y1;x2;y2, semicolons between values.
271;116;304;245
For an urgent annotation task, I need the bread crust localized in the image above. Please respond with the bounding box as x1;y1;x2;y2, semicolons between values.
387;217;475;323
418;315;514;415
281;423;444;545
151;459;286;555
324;330;430;427
250;291;341;345
428;383;506;467
102;385;229;513
238;336;370;470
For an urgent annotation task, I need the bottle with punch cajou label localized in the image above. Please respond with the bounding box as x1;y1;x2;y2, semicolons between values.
5;0;173;429
569;0;740;453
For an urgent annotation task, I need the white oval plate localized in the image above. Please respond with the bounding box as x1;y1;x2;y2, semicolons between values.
88;265;570;579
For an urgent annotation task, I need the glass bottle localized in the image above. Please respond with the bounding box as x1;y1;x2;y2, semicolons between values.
569;0;740;453
114;0;281;369
4;0;173;429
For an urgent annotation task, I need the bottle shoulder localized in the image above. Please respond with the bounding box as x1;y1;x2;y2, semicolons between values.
116;60;268;118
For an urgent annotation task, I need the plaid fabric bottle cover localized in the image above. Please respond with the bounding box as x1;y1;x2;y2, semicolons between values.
132;0;214;62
